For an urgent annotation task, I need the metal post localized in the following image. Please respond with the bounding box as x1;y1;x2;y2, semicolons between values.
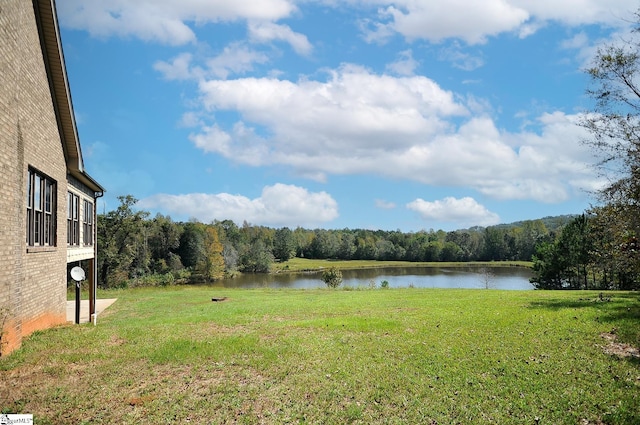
75;281;80;324
89;258;95;323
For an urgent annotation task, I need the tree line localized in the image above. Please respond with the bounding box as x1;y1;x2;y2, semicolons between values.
531;11;640;291
95;193;640;291
95;194;571;289
531;208;640;290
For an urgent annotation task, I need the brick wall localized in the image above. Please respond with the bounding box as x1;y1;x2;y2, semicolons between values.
0;0;69;355
0;0;22;355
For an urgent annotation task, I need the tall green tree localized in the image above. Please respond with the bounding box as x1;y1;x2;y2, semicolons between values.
222;242;239;274
589;205;640;289
177;222;206;269
147;213;183;274
198;226;225;281
530;241;566;289
583;34;640;207
310;229;339;259
97;195;149;287
239;239;274;273
530;215;594;289
516;220;550;261
482;227;507;261
338;232;356;260
273;227;295;261
580;12;640;289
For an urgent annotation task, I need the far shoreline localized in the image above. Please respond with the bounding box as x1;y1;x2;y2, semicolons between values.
271;258;533;274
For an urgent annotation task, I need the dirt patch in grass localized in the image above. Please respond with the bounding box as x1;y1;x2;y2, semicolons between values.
108;334;127;346
599;331;640;359
210;297;229;302
186;322;249;336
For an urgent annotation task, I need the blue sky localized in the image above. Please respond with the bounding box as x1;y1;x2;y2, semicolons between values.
56;0;638;231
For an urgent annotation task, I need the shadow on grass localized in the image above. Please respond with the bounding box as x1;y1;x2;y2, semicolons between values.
527;292;640;321
528;292;640;365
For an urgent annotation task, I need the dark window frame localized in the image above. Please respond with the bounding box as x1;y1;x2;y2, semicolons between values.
27;167;57;248
83;199;93;246
67;191;80;246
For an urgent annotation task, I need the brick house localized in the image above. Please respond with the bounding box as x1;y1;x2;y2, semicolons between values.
0;0;105;355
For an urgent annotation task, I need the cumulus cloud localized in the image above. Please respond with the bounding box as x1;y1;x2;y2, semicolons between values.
206;43;271;79
407;197;500;227
154;43;271;81
386;49;419;76
58;0;639;48
369;0;530;44
357;0;637;44
186;65;598;202
57;0;296;45
196;64;467;154
138;183;338;227
154;53;197;80
248;21;313;56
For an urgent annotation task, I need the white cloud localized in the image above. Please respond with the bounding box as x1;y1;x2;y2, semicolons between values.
561;27;637;70
358;17;397;44
356;0;637;45
190;122;269;166
179;111;203;128
154;43;271;82
57;0;296;45
438;44;485;71
206;43;271;79
371;0;530;45
138;183;339;227
248;21;313;56
187;66;599;203
407;197;500;227
512;0;639;27
385;49;419;76
58;0;640;48
154;53;198;80
197;64;467;141
375;199;396;209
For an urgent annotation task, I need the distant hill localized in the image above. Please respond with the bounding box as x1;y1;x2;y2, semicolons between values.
467;214;579;233
496;214;578;231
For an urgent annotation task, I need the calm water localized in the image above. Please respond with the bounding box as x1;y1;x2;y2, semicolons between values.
211;266;534;290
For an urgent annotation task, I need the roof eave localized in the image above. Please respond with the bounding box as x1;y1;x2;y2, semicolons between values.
34;0;89;176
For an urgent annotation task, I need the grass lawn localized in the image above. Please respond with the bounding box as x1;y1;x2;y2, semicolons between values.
271;258;533;273
2;287;639;424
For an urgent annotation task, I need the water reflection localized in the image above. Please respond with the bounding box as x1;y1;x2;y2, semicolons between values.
208;266;534;290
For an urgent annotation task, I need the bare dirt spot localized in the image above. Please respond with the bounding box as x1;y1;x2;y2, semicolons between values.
211;297;229;302
128;395;155;406
599;331;640;359
108;334;127;346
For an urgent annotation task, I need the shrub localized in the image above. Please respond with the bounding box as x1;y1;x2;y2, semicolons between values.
321;267;343;288
380;280;389;289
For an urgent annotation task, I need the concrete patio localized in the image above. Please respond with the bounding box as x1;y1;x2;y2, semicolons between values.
66;299;117;324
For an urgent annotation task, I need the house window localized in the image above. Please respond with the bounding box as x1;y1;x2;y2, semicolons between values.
83;200;93;246
27;168;56;247
67;192;80;246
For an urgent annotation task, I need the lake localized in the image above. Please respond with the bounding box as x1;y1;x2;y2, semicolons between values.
211;266;534;290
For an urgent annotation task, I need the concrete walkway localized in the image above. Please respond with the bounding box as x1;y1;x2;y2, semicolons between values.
66;299;117;324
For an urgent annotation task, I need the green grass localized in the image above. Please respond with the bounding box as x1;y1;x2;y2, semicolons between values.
2;287;640;424
272;258;532;272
